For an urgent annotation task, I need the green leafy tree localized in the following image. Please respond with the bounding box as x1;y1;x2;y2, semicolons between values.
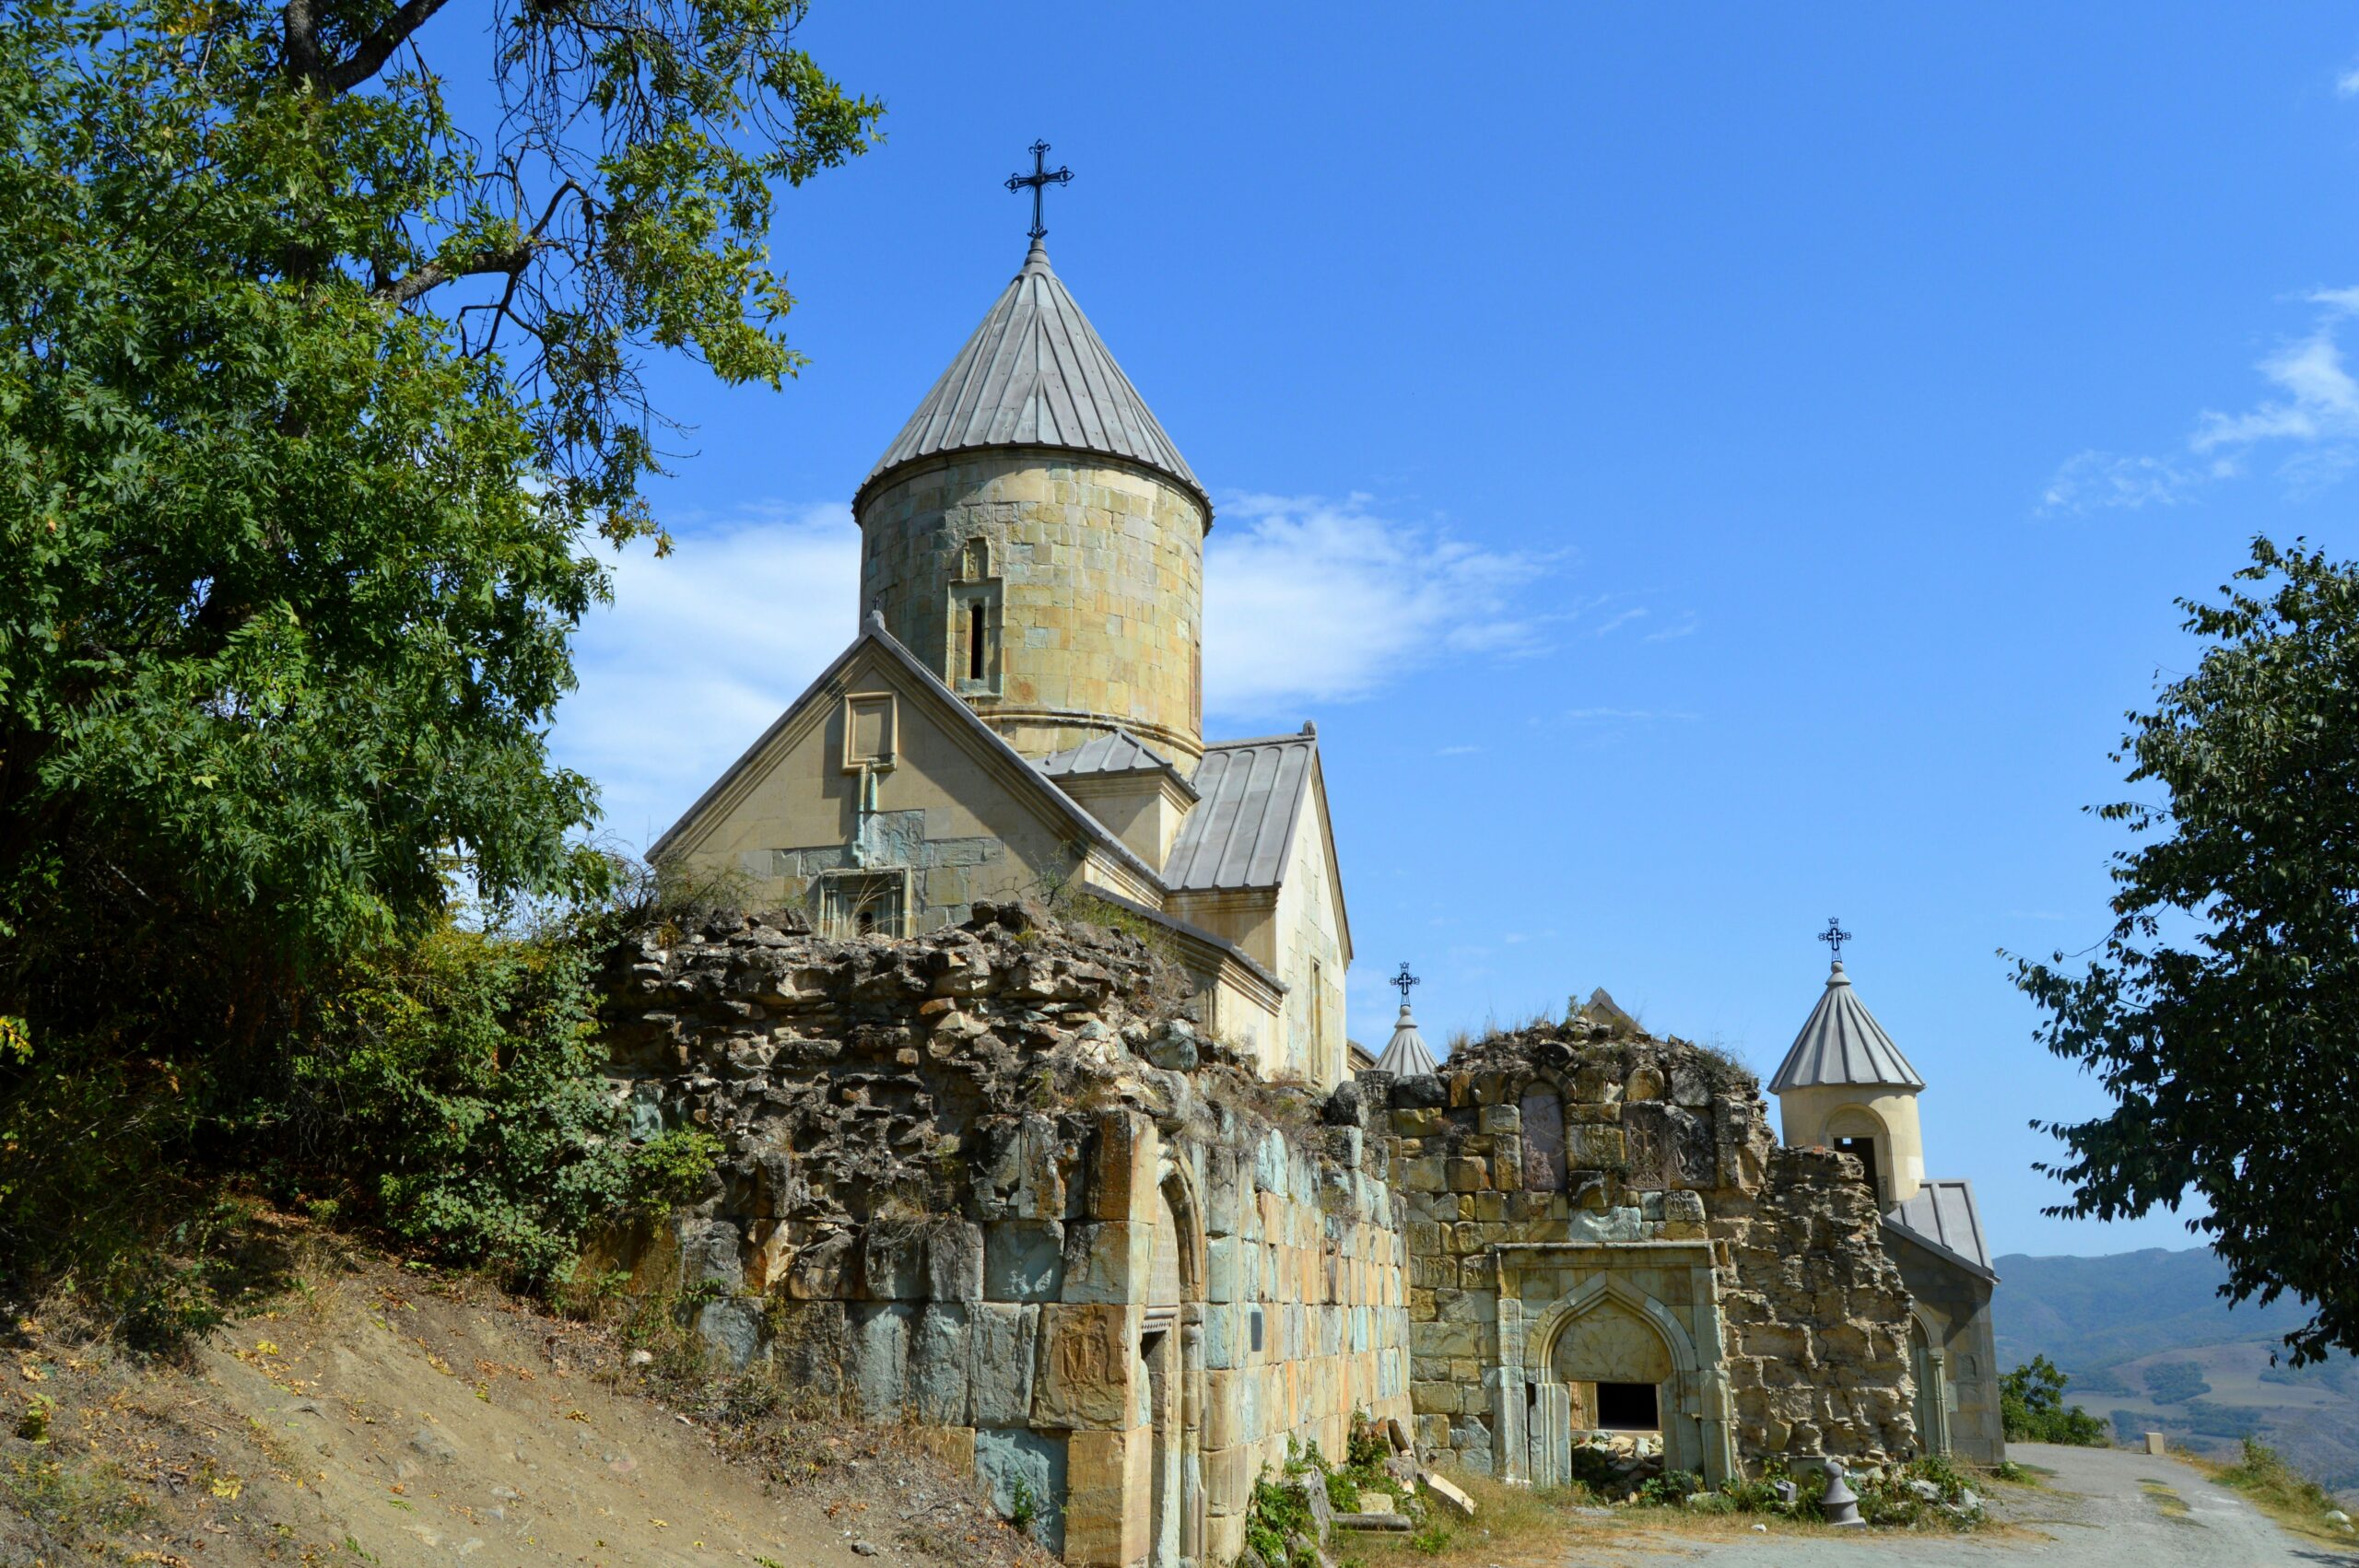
2000;1356;2108;1446
0;0;874;1297
2013;539;2359;1363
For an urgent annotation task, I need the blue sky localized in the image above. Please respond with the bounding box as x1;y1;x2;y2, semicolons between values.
542;5;2359;1263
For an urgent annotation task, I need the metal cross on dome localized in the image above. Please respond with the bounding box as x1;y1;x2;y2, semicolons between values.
1818;917;1852;962
1005;141;1074;241
1391;962;1421;1006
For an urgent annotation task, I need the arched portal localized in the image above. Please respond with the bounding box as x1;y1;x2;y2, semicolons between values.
1522;1277;1708;1485
1909;1311;1951;1456
1141;1167;1203;1568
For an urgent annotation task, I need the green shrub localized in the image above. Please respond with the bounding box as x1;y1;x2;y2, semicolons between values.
2001;1356;2109;1445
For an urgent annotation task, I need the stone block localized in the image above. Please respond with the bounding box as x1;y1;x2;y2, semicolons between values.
1060;1220;1138;1305
1032;1303;1133;1428
968;1302;1039;1425
983;1220;1065;1302
785;1228;855;1300
1477;1103;1521;1136
1203;1443;1255;1516
1567;1125;1626;1169
1062;1428;1134;1568
1206;1367;1245;1449
861;1222;926;1300
847;1302;912;1418
678;1218;743;1293
976;1114;1066;1221
1446;1157;1488;1193
1205;1235;1247;1304
910;1303;971;1425
1088;1111;1155;1222
926;1222;985;1302
695;1298;764;1371
975;1427;1066;1556
769;1299;845;1399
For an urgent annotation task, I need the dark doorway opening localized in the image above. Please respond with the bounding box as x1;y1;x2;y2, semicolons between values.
1595;1381;1660;1432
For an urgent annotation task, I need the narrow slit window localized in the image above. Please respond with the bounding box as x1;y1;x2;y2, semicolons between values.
969;601;986;681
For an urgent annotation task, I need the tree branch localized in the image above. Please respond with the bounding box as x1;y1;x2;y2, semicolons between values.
328;0;455;92
372;181;586;307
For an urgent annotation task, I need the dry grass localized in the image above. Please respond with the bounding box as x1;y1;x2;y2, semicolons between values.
2187;1437;2359;1550
1345;1471;1848;1568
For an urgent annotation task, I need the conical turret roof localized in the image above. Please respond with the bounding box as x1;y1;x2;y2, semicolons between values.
1768;960;1924;1094
1373;1004;1439;1078
857;240;1206;513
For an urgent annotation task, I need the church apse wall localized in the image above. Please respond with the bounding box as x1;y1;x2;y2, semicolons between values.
600;901;1408;1568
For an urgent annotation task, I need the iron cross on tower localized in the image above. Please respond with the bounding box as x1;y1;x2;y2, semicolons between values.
1006;141;1074;240
1818;917;1852;963
1391;962;1421;1006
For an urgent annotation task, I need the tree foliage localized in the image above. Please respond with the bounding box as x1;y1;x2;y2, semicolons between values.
2000;1356;2108;1446
2013;538;2359;1363
0;0;873;1312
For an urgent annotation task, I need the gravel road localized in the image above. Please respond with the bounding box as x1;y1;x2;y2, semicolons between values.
1570;1443;2356;1567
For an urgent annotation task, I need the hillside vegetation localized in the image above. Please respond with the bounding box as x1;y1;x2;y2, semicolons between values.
1997;1246;2359;1499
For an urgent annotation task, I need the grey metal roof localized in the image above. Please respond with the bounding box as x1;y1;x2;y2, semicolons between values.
1767;960;1926;1094
1372;1005;1439;1077
1884;1178;1997;1281
1164;732;1318;892
858;240;1206;512
1037;728;1195;798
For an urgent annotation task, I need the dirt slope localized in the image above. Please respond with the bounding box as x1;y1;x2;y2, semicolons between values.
5;1256;1034;1568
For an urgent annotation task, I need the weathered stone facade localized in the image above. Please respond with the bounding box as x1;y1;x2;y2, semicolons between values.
1382;1005;1919;1487
858;450;1210;766
604;902;1407;1567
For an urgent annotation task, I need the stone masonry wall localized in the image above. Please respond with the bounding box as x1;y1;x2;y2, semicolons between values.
857;451;1210;766
602;901;1406;1567
1383;1000;1917;1485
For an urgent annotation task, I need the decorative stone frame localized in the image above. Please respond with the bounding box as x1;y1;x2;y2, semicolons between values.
1908;1307;1952;1456
948;534;1004;699
1487;1240;1738;1486
812;866;912;939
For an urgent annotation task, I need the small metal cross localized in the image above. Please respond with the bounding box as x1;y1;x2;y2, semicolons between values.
1391;962;1421;1006
1005;140;1074;241
1818;917;1852;962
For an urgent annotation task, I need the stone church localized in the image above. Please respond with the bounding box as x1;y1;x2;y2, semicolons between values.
624;222;2002;1568
651;233;1350;1088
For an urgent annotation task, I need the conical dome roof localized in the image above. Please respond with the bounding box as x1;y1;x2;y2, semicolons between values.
1767;960;1924;1094
857;240;1206;513
1373;1004;1439;1078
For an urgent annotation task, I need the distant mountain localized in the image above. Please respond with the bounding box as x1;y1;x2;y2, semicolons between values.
1992;1246;2315;1371
1994;1246;2357;1499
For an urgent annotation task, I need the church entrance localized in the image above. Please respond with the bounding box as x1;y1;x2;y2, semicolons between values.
1910;1316;1951;1456
1529;1293;1676;1485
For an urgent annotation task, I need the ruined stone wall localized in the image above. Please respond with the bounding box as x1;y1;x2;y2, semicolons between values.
602;902;1407;1567
1383;1010;1916;1485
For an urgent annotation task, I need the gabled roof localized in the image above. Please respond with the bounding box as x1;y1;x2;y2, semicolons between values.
648;613;1163;893
1767;960;1925;1094
857;240;1207;514
1037;728;1198;801
1372;1005;1439;1078
1165;731;1319;893
1884;1178;1997;1281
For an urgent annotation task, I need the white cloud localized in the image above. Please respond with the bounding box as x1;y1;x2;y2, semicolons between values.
2338;63;2359;97
552;502;861;848
1643;612;1699;643
2042;287;2359;512
1590;606;1648;638
1201;494;1551;719
552;490;1558;833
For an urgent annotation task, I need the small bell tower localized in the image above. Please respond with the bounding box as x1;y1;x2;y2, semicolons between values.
1767;920;1928;1209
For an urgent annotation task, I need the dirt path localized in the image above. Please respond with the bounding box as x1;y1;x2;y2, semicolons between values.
1574;1444;2358;1567
6;1260;1030;1568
